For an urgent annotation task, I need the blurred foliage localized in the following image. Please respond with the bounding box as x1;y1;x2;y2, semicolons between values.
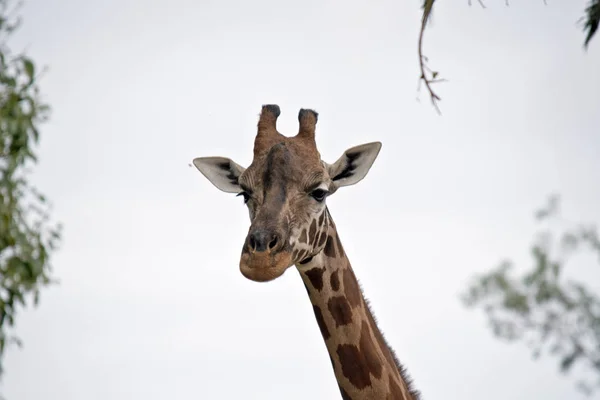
462;195;600;396
0;0;61;376
583;0;600;48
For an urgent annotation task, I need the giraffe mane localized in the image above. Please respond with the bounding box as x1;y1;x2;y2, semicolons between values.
359;282;422;400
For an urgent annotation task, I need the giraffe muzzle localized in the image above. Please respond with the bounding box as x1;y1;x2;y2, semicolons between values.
239;227;293;282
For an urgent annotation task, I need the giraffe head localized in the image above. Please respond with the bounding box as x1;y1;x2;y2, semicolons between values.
193;105;381;282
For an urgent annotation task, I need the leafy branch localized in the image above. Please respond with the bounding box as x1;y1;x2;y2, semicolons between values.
0;0;61;377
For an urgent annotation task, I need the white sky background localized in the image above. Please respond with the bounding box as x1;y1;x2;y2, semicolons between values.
1;0;599;399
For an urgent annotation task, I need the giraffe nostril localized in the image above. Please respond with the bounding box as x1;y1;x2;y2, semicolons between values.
248;229;279;252
268;235;278;250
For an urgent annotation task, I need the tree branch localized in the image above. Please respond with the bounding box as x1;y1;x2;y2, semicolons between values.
418;0;443;114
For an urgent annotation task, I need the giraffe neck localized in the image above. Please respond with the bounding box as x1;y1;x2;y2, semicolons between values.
296;210;419;400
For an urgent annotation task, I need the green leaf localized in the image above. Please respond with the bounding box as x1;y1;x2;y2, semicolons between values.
583;0;600;48
23;58;35;82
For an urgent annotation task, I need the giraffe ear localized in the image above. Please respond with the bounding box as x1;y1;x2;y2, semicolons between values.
326;142;382;189
192;156;246;193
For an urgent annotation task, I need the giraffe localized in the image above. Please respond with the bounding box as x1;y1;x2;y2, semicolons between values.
192;104;420;400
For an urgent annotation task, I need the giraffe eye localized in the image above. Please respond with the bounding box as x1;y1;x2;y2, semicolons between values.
311;189;328;202
237;191;250;204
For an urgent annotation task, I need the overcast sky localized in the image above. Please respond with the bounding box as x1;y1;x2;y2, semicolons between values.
1;0;599;399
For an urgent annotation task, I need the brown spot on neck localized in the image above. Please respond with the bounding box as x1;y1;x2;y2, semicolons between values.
327;296;353;327
330;270;340;291
343;267;362;308
334;320;385;392
299;228;308;244
317;231;328;247
304;266;326;291
324;235;337;258
309;219;317;242
336;344;372;389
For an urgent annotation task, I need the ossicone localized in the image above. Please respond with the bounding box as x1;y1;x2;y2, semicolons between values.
297;108;318;141
254;104;284;156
